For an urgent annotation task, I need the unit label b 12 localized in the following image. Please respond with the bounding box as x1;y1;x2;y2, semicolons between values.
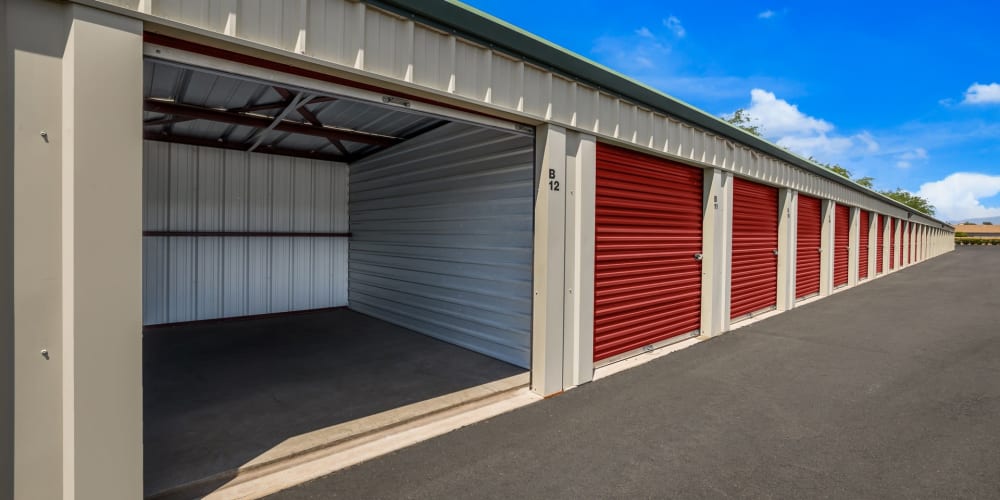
548;168;560;191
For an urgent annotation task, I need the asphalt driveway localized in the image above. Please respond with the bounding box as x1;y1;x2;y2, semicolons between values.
272;247;1000;499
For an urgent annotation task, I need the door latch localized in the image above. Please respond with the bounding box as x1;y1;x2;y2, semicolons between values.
693;253;703;261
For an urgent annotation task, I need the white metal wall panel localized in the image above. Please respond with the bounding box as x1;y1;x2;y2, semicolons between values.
349;122;534;368
142;141;349;325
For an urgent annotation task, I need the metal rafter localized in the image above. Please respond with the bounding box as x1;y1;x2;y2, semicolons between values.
143;131;348;163
273;87;351;156
245;92;314;153
143;99;401;146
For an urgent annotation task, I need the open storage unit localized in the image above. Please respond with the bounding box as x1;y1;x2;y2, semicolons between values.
142;58;534;367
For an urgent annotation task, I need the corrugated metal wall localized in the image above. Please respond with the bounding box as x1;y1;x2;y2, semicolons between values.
143;141;349;325
348;122;534;368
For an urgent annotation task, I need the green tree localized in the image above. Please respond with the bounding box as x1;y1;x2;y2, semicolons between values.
880;188;936;216
856;176;874;189
983;221;994;225
810;158;853;181
725;108;763;137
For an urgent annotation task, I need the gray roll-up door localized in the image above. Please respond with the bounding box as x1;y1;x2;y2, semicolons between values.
349;122;534;368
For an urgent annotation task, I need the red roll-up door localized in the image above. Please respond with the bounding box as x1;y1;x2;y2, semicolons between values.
876;215;885;274
593;144;703;362
858;210;870;280
731;178;778;319
834;204;850;287
889;218;896;269
796;194;822;299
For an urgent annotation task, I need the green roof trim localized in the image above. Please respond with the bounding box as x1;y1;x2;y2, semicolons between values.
366;0;950;227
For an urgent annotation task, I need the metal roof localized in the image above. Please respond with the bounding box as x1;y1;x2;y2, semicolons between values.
366;0;951;227
143;59;448;163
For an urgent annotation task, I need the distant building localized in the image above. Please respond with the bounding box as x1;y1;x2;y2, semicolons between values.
956;224;1000;238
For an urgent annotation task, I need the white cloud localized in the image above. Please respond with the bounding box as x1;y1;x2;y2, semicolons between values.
758;10;776;19
731;89;884;160
776;134;855;157
592;32;670;72
962;83;1000;104
917;173;1000;220
893;147;927;169
745;89;832;136
663;16;686;38
899;147;928;160
856;131;880;152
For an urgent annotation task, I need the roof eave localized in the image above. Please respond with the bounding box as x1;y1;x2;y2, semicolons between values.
366;0;952;228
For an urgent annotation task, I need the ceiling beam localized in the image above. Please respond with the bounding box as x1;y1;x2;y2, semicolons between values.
144;131;349;163
227;96;337;114
144;99;400;146
274;87;352;156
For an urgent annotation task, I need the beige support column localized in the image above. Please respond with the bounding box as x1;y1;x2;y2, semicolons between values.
532;124;567;396
8;2;70;498
8;3;143;498
776;189;796;311
819;200;835;296
561;132;596;388
701;168;733;336
848;207;860;286
63;5;143;499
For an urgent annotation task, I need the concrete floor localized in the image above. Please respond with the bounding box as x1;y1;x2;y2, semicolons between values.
143;308;524;497
273;247;1000;499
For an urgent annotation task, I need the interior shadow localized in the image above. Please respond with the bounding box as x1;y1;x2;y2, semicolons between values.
143;308;525;498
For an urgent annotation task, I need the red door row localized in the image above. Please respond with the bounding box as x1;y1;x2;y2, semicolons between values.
796;195;822;299
731;178;779;319
594;142;912;362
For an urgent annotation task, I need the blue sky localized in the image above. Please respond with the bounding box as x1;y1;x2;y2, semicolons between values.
463;0;1000;221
